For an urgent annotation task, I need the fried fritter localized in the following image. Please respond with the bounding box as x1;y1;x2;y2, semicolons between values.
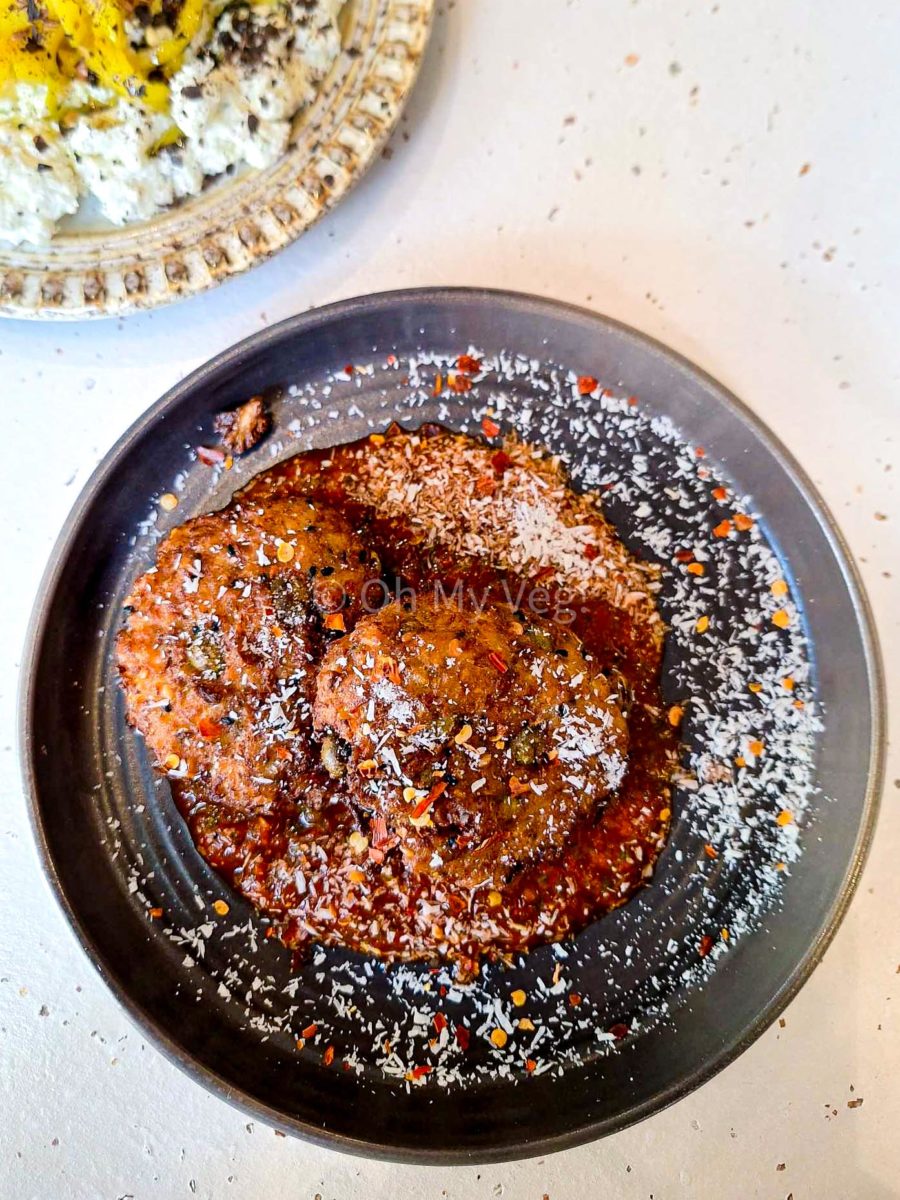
313;595;629;887
214;395;271;456
117;495;378;814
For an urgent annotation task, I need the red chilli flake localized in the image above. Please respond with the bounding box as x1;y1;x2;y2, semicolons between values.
412;1064;432;1080
583;543;599;561
488;650;509;673
197;445;226;466
301;1023;318;1039
454;1025;471;1051
433;1013;447;1035
343;364;354;376
412;781;447;820
525;1058;537;1072
198;716;221;738
323;1045;335;1066
372;816;389;847
491;449;512;474
695;446;706;458
577;375;598;395
380;655;402;685
450;374;473;394
457;354;481;374
609;1023;629;1040
674;548;694;563
699;934;715;958
481;417;501;438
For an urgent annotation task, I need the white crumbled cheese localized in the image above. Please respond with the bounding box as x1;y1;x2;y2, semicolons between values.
64;103;184;226
0;124;79;244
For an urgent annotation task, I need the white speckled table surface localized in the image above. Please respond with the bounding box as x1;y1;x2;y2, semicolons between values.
2;1;898;1196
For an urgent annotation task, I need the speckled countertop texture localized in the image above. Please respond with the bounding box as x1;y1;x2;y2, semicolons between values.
1;1;898;1196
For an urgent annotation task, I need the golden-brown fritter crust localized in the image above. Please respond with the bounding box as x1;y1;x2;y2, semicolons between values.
213;395;271;456
243;429;663;654
313;596;628;888
117;495;378;814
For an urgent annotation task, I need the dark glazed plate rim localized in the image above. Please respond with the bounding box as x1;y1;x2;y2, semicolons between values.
19;287;886;1163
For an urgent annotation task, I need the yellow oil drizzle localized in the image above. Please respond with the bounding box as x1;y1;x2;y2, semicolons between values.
0;0;240;118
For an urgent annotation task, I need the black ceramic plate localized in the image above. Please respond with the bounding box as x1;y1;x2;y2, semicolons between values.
21;288;884;1163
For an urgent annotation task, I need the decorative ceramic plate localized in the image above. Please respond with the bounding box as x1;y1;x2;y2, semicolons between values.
0;1;432;321
21;289;884;1161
